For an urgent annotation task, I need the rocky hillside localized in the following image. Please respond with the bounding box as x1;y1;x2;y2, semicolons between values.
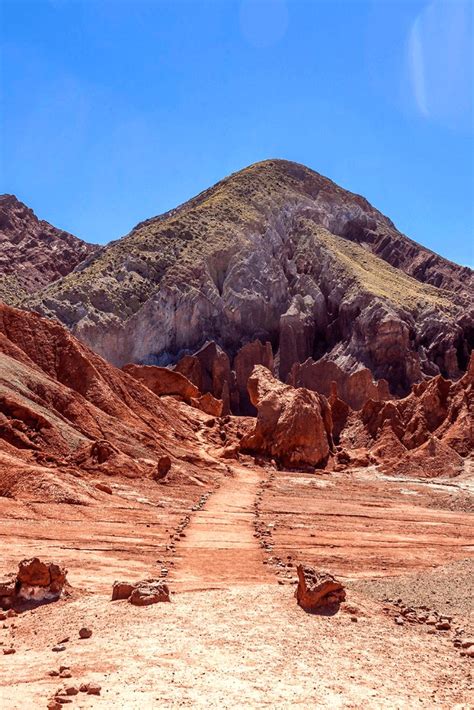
25;160;473;395
0;303;216;503
0;194;99;305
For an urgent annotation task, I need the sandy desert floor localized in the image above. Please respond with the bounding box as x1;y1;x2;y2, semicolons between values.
0;455;473;708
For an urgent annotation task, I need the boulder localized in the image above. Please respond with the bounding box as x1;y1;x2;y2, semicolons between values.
123;364;200;403
240;366;332;468
129;580;170;606
234;340;274;414
295;564;346;612
1;558;67;610
17;558;66;593
111;581;136;601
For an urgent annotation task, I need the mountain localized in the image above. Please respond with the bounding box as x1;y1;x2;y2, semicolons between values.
24;160;473;395
0;194;99;305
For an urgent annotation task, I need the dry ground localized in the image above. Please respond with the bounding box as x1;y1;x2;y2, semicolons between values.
0;456;473;708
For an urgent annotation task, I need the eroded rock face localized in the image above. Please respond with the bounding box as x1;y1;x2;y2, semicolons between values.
240;366;332;468
123;364;200;402
289;358;390;410
1;558;68;610
338;354;473;477
295;564;346;612
191;392;223;417
0;194;99;305
0;303;214;502
26;160;473;397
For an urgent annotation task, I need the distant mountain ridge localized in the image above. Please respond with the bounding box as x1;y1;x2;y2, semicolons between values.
0;194;100;305
13;159;474;395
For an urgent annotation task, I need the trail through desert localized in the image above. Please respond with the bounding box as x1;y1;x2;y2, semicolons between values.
1;457;473;709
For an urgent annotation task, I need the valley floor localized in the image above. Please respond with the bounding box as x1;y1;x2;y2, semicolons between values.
0;457;473;708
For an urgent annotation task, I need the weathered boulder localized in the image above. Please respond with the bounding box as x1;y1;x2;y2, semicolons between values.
129;580;170;606
17;558;66;592
112;579;170;605
240;366;332;468
153;455;171;481
1;558;67;610
234;340;274;414
123;364;199;403
111;581;136;601
295;564;346;612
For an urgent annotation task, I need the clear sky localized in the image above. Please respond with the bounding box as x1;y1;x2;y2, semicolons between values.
1;0;473;266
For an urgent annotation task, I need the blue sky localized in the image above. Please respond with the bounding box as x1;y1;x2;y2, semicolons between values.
1;0;472;266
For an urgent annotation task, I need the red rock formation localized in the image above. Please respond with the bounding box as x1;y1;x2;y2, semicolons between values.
1;558;68;610
289;358;390;410
338;355;473;477
295;565;346;612
0;303;210;501
175;341;234;413
234;340;274;414
240;366;333;469
123;363;200;402
0;194;99;304
190;392;223;417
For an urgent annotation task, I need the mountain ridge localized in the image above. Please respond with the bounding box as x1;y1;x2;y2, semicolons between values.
15;159;474;395
0;193;100;305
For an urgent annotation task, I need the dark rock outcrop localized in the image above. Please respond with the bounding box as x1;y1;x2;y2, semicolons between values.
0;194;99;305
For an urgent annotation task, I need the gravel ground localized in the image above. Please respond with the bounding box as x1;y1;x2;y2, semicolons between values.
352;558;474;631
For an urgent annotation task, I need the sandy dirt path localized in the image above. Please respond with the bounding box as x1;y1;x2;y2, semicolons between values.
172;464;275;590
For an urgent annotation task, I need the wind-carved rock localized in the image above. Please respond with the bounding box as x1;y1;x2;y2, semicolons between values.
240;366;333;468
1;558;68;611
338;353;474;478
123;364;200;402
234;340;274;414
295;564;346;612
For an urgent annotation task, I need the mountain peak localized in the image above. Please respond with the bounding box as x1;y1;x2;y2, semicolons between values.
18;163;473;395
